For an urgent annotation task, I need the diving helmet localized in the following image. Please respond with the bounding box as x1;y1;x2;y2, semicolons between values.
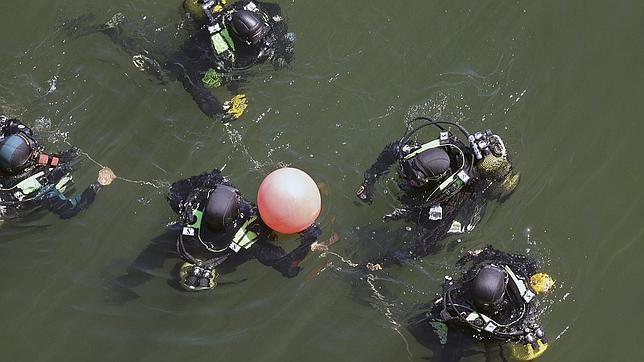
471;265;508;312
230;10;269;45
0;134;34;173
204;185;241;231
403;147;452;188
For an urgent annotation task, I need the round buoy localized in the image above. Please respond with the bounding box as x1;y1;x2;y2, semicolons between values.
257;167;321;234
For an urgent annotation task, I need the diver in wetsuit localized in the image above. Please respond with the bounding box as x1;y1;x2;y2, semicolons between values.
0;116;115;220
113;168;320;294
357;117;520;265
64;0;295;120
407;246;553;361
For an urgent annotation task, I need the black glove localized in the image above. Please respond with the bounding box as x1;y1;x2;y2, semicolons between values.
57;147;81;164
276;258;302;278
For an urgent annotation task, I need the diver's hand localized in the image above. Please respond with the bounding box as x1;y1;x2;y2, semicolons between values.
356;184;373;204
58;147;81;163
97;167;117;186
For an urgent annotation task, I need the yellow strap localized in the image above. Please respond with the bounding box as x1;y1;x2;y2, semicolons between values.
403;139;442;160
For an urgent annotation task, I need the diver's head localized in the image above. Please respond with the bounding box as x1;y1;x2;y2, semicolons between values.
230;10;269;45
471;265;507;312
0;134;33;173
204;185;240;231
406;147;451;188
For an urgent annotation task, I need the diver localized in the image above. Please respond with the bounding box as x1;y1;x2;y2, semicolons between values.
111;168;320;296
0;115;116;220
357;117;520;264
63;0;295;120
407;246;554;361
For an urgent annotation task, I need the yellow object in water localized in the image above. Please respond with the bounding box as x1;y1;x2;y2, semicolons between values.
510;340;548;361
183;0;227;20
213;0;227;14
224;94;248;120
530;273;555;294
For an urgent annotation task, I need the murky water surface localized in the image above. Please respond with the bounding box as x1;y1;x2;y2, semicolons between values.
1;0;643;361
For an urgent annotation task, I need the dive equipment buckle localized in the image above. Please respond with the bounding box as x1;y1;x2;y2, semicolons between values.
439;131;449;145
428;205;442;220
243;1;258;12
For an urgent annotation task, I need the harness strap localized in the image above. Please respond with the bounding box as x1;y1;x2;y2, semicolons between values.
403;139;442;160
229;215;258;251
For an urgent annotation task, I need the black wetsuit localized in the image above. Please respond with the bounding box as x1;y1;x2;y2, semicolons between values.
0;117;102;220
359;140;504;265
407;247;541;362
109;168;319;302
65;0;294;119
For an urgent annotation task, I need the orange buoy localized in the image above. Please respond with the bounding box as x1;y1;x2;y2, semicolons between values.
257;167;321;234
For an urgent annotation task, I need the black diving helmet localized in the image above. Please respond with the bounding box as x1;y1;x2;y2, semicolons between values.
0;133;36;174
402;147;452;188
229;9;270;45
470;265;508;312
204;184;241;231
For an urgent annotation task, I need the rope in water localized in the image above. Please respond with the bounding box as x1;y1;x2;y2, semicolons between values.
63;140;162;190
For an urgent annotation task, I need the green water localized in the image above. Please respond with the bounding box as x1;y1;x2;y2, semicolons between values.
1;0;643;361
